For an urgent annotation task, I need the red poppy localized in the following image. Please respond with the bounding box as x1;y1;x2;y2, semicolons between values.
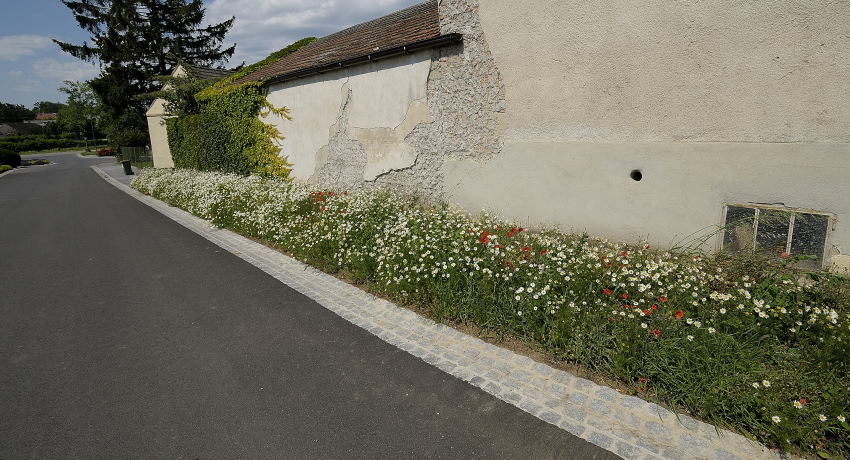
343;191;348;196
518;227;525;232
496;244;504;249
799;398;807;405
650;304;658;311
603;288;613;295
675;310;684;320
328;191;334;196
644;244;651;249
642;309;651;316
539;249;548;255
638;377;649;383
480;231;490;244
507;232;515;237
659;296;668;303
321;207;327;212
504;261;514;267
522;246;531;252
621;293;629;299
608;317;614;322
621;251;628;256
607;262;613;267
651;329;662;338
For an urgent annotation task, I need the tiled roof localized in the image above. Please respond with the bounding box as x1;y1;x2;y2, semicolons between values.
231;0;442;85
182;64;235;80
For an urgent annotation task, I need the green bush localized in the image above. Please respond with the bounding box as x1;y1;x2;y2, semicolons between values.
132;168;849;458
0;134;86;153
0;164;12;174
0;150;21;167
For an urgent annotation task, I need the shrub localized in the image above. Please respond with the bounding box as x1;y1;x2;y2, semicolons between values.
0;151;21;167
0;164;12;174
0;134;86;153
132;168;850;457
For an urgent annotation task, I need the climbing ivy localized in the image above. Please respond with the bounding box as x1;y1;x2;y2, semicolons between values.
167;37;317;178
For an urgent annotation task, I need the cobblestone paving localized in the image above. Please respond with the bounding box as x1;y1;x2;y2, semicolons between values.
94;165;787;460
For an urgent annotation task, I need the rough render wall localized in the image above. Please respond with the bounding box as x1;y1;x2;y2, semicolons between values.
476;0;850;143
436;0;850;268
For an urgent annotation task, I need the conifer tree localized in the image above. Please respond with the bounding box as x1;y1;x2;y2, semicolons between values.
54;0;235;146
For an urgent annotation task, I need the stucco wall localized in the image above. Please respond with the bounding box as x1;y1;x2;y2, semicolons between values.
433;0;850;268
261;0;850;268
264;51;433;183
475;0;850;143
145;99;174;169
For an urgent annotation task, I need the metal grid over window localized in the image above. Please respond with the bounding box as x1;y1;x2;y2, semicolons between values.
722;203;834;268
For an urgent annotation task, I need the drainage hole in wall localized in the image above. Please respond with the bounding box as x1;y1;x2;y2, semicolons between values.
630;169;643;181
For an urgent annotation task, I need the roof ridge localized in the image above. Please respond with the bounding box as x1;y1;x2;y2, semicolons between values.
230;0;443;86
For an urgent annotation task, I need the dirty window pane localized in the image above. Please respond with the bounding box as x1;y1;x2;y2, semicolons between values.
791;213;829;263
755;210;791;255
723;206;756;251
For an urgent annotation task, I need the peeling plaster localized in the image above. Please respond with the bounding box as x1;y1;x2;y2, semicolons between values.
355;99;432;181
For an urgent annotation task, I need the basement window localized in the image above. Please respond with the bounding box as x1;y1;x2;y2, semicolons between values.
722;203;833;268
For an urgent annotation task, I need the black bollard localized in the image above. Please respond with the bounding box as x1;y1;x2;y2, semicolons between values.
121;160;134;175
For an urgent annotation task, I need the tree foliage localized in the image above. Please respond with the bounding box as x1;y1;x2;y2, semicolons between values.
32;101;66;114
58;80;102;137
0;103;35;123
55;0;235;146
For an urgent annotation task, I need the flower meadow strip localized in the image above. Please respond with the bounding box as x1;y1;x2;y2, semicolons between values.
132;168;849;457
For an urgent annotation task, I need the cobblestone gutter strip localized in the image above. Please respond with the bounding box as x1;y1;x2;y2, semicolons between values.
93;165;786;460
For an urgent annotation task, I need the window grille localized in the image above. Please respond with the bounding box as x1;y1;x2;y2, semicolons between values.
722;203;833;268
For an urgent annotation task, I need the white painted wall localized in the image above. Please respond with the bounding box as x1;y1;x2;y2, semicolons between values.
264;50;432;181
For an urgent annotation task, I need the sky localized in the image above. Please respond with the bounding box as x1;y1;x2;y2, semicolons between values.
0;0;423;108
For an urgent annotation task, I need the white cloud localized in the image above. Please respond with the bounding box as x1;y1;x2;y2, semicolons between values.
30;58;100;84
205;0;423;65
0;34;55;61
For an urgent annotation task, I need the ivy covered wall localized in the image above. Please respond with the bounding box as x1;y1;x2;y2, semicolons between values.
166;38;316;178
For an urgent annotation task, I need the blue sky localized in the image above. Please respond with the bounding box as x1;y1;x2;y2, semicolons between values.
0;0;422;108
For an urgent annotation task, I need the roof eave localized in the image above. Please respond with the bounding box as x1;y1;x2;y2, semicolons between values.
265;33;463;86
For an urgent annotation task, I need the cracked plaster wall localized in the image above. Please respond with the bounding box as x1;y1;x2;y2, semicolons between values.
264;51;433;184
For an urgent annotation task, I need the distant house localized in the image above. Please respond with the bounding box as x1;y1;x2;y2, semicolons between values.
0;122;44;137
24;113;59;126
145;64;234;168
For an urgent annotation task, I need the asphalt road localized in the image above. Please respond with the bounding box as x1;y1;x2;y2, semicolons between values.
0;153;617;459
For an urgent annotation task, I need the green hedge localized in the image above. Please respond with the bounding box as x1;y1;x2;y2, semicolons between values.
0;134;87;153
167;83;280;175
